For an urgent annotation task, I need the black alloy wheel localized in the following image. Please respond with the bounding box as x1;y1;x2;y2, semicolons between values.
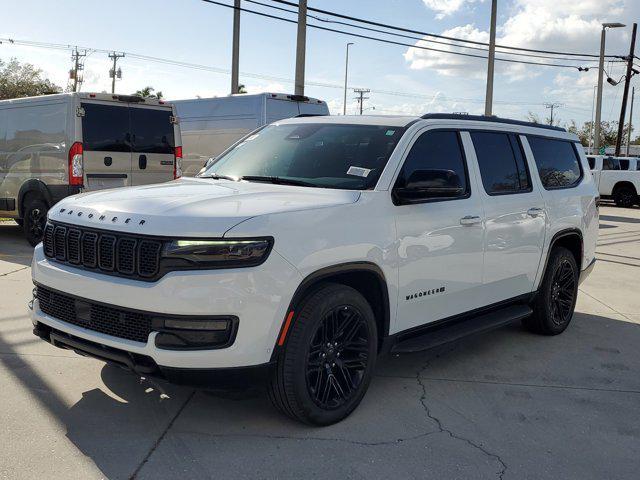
548;258;577;327
305;304;370;409
23;196;48;246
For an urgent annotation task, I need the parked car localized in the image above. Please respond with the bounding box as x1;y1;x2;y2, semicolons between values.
172;93;328;177
30;113;598;425
587;155;640;207
0;92;182;244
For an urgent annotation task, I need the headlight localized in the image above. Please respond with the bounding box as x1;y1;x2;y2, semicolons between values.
162;238;273;269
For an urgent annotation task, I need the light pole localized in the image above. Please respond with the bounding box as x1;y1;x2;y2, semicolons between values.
589;85;597;153
594;22;625;152
484;0;497;116
343;42;354;115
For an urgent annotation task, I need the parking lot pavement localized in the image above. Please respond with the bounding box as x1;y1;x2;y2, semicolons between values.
1;207;639;479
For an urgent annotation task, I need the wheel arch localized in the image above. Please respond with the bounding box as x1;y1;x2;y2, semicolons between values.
17;179;53;218
542;229;583;278
275;262;391;353
612;181;638;196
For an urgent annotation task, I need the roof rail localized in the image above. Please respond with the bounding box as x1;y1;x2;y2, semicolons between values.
419;113;566;132
295;113;329;118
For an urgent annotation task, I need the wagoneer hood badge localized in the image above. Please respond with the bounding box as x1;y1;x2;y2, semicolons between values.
48;177;360;237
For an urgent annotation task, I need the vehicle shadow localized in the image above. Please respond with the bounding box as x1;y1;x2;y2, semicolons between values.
0;221;33;268
3;311;640;478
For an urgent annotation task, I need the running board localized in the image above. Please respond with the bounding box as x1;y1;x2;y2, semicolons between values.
390;304;533;354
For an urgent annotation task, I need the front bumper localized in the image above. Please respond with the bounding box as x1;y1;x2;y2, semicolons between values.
33;322;274;391
30;244;302;369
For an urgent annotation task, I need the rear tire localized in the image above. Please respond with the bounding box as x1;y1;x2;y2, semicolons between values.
22;195;48;246
523;247;579;335
613;185;637;208
268;283;378;426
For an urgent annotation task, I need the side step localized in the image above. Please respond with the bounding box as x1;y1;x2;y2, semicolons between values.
390;304;532;354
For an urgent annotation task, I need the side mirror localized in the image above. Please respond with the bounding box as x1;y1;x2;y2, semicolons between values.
393;169;465;205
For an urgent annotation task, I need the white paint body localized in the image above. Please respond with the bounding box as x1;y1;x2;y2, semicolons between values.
31;116;599;370
587;155;640;196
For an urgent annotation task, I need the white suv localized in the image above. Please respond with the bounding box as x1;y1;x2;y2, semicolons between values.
29;114;598;425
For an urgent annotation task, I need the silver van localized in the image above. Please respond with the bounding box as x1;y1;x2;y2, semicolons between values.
0;92;182;244
173;93;328;177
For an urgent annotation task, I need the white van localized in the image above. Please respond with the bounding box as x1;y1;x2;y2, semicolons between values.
173;93;328;176
0;92;182;244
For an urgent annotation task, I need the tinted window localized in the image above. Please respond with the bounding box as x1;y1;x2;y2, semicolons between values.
81;103;130;152
471;132;531;194
527;137;582;189
394;130;469;200
208;123;404;190
602;157;620;170
620;159;630;170
587;157;595;170
130;108;174;154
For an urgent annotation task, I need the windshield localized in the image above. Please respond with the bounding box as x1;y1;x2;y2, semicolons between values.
203;123;405;189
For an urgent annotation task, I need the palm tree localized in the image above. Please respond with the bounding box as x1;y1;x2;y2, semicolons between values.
133;86;163;99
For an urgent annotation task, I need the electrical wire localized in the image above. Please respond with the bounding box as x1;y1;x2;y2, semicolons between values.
201;0;597;70
267;0;619;59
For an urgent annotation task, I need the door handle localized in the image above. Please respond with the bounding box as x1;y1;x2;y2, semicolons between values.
527;207;544;217
138;154;147;170
460;215;482;226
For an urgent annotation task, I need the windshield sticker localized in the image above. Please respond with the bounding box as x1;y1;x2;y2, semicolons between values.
385;130;396;136
347;166;372;178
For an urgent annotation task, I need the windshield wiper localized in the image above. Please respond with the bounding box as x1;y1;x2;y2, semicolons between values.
239;175;318;187
200;173;238;181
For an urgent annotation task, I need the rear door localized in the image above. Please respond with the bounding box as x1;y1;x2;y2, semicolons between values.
467;130;546;304
81;102;132;190
129;105;176;185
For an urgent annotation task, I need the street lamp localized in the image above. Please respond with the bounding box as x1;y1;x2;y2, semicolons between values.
343;42;354;115
594;22;626;151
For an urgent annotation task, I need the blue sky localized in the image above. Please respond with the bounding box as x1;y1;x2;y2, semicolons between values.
2;0;638;130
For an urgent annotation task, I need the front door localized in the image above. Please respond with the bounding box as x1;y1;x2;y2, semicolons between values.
81;102;132;191
466;131;546;304
129;105;175;185
394;129;485;333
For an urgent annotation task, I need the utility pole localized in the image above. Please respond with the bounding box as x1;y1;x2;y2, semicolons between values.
615;22;637;156
589;85;597;153
544;102;563;126
69;47;86;93
353;88;370;115
484;0;497;116
231;0;241;94
595;22;626;152
626;86;635;157
343;42;354;115
294;0;307;96
108;52;125;94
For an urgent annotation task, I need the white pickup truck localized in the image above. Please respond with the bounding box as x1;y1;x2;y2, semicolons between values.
587;155;640;207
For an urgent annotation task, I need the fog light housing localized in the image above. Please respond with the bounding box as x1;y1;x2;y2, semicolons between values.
154;315;238;350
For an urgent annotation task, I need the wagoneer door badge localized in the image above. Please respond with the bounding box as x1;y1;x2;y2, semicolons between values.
406;286;446;301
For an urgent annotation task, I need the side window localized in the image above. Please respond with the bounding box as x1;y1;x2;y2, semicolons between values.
587;157;595;170
471;131;531;195
394;130;469;202
620;159;629;170
527;137;583;189
602;157;620;170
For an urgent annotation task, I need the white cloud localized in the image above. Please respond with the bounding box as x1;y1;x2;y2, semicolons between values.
406;0;635;82
421;0;484;19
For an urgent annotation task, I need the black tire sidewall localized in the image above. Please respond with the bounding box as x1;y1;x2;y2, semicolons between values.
614;187;635;208
283;283;378;425
537;248;579;335
22;197;48;246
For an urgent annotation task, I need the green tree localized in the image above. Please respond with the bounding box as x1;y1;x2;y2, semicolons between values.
0;58;62;100
566;120;632;148
133;86;163;99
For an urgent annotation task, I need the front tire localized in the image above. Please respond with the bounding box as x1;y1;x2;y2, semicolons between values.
269;283;378;426
22;195;48;246
523;247;579;335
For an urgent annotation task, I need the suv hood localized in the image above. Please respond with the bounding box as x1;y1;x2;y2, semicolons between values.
48;178;360;237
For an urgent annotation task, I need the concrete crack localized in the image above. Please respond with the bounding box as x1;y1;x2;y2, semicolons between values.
415;352;508;480
0;266;29;277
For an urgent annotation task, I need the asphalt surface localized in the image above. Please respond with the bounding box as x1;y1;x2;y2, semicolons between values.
1;205;639;479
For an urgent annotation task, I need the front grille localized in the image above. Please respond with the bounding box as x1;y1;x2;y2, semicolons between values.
36;285;153;343
43;222;162;280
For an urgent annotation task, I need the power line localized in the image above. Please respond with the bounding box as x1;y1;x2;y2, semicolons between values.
267;0;619;59
200;0;597;71
245;0;607;64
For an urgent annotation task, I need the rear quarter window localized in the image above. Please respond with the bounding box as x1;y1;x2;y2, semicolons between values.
527;136;583;189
